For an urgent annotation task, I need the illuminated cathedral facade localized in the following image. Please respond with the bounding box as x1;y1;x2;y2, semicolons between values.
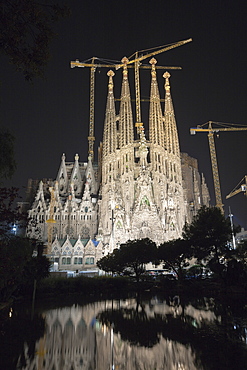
26;57;210;270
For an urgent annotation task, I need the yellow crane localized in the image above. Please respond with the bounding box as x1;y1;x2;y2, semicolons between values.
46;186;56;255
71;38;192;157
226;175;247;199
190;121;247;213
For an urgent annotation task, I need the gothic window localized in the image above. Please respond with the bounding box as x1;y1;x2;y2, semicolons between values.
85;207;88;213
140;196;150;206
65;226;74;237
85;257;94;265
170;222;175;231
82;226;90;237
116;220;122;229
74;257;83;264
53;227;58;236
165;160;168;177
62;257;71;265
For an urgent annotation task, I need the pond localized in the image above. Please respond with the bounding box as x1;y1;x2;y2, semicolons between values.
1;293;247;369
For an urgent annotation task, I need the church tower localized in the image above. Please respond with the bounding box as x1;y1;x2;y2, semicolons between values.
25;54;210;269
98;57;187;251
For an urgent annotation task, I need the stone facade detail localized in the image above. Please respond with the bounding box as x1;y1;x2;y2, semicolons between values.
26;59;210;269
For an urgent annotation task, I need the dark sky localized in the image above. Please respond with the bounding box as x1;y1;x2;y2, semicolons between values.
1;0;247;228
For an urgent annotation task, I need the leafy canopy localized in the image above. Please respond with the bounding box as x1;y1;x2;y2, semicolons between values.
183;206;232;262
97;238;158;280
0;0;70;80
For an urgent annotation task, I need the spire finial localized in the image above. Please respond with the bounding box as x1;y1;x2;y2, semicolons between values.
107;70;115;91
75;153;79;161
163;71;171;93
149;58;157;79
121;57;129;79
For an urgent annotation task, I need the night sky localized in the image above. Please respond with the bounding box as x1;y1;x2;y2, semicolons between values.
1;0;247;228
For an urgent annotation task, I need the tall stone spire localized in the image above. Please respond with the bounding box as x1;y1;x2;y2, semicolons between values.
163;72;180;156
149;58;165;146
118;57;134;148
102;70;117;158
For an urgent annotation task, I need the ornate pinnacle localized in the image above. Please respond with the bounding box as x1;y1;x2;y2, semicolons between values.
149;57;157;78
107;70;115;91
163;71;171;92
121;56;129;79
75;153;79;161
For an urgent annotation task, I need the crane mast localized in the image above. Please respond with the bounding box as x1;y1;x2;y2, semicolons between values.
190;121;247;213
88;57;96;160
207;126;223;211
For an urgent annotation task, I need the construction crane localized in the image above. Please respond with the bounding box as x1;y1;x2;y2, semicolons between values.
46;186;56;255
226;175;247;199
71;38;192;157
117;38;192;130
190;121;247;213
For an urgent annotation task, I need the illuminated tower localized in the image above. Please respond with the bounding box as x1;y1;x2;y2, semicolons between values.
98;58;188;251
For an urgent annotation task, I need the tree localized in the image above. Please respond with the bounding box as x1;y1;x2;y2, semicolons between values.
0;0;70;80
158;238;192;280
0;127;16;181
119;238;158;281
97;238;158;281
0;237;50;302
183;206;232;263
97;248;123;276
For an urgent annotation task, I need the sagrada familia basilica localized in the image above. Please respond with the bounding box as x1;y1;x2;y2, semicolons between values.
25;55;210;271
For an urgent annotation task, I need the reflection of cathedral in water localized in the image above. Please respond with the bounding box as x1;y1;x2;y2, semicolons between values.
18;299;218;370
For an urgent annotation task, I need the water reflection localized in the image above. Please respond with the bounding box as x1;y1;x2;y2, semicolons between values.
1;295;247;369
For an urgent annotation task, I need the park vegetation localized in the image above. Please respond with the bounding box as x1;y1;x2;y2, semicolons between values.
97;206;247;290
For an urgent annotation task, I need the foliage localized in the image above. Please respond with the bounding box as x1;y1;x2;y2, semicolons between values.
97;248;124;275
183;206;232;264
158;238;192;280
97;238;158;281
0;186;27;237
0;0;70;80
0;236;33;301
0;237;50;301
0;127;16;182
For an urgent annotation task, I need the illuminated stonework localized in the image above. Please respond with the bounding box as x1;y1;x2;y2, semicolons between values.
26;59;210;268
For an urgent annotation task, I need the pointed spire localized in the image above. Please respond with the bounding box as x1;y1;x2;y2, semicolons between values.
163;72;180;156
149;58;164;146
56;153;68;194
118;57;134;148
70;153;82;195
102;70;117;157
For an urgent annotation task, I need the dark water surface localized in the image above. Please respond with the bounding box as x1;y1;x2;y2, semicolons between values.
1;293;247;369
